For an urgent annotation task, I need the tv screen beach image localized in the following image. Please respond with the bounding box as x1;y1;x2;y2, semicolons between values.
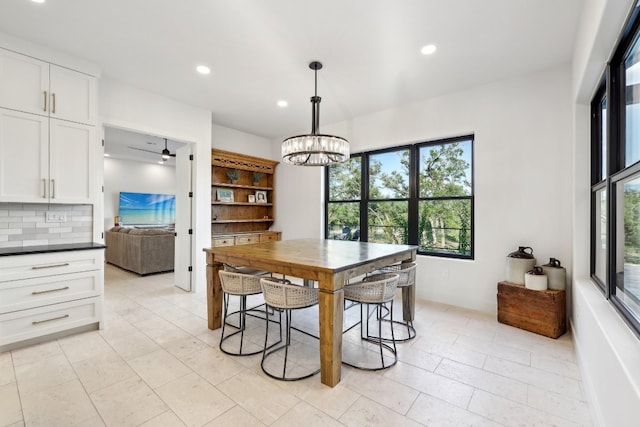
118;192;176;225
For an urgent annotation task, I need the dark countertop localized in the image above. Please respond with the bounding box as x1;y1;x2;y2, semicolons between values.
0;242;106;257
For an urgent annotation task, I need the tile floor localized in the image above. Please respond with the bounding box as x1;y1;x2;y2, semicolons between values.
0;264;593;426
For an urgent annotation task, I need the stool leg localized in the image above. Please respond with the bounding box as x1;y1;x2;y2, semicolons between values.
377;304;384;367
220;293;229;349
239;295;246;354
389;301;397;357
282;310;291;379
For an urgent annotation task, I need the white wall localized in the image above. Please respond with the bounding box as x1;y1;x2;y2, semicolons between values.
274;66;574;314
570;1;640;426
103;158;176;230
212;124;274;160
100;78;212;292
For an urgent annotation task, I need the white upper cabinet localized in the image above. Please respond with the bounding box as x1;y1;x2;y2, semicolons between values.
0;109;48;202
0;49;48;116
0;48;97;125
49;120;96;203
49;65;97;125
0;47;98;203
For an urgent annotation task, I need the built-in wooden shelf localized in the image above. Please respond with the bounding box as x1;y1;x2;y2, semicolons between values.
213;182;273;191
212;219;274;224
211;202;273;207
211;149;280;237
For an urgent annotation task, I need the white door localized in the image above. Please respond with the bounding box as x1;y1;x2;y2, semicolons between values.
174;144;194;291
0;48;49;117
49;65;97;125
49;119;95;203
0;108;48;202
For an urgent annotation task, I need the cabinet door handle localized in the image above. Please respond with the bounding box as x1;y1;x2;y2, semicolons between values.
50;179;55;199
32;286;70;295
32;314;69;325
42;179;47;198
43;90;47;112
31;262;70;270
51;92;56;114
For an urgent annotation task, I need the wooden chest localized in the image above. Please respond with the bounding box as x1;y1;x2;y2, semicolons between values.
497;281;566;338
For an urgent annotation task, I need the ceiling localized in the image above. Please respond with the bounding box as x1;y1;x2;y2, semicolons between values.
103;126;185;165
0;0;584;144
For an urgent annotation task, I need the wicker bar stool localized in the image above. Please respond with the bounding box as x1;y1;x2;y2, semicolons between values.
218;270;279;356
343;273;399;371
259;277;320;381
365;262;417;342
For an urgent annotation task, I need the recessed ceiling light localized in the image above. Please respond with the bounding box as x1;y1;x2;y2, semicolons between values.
421;44;437;55
196;65;210;75
31;0;46;3
104;153;110;157
277;100;288;108
158;160;165;165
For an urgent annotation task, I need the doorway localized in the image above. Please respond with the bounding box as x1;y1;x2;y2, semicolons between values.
103;125;195;291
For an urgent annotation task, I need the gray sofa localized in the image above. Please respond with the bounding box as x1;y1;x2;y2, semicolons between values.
105;227;175;275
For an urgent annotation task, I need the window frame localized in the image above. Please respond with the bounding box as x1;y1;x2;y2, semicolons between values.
325;134;474;259
590;2;640;337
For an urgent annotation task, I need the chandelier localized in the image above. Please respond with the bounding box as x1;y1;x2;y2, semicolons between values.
281;61;350;166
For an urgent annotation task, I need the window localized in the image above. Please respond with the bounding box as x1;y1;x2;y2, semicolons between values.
614;172;640;325
591;84;608;291
368;149;409;244
327;156;361;241
590;2;640;335
325;135;474;258
418;139;473;255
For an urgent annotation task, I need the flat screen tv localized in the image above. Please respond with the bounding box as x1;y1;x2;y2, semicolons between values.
118;192;175;226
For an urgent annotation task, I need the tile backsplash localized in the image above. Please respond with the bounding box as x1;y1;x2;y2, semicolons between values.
0;203;93;248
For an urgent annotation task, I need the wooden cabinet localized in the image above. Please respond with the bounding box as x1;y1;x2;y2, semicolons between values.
0;47;97;125
0;249;104;350
0;48;98;204
211;231;282;247
497;281;566;338
211;149;280;245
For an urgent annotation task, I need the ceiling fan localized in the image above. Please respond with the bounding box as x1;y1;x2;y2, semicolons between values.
128;138;176;159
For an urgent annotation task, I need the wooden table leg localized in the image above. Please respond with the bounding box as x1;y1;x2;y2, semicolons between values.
317;273;344;387
205;253;223;330
402;284;415;322
401;257;416;323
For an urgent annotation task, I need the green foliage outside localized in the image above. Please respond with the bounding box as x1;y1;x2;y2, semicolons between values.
624;187;640;264
328;142;472;255
418;143;472;255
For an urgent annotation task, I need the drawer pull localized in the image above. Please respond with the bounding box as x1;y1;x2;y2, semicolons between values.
32;314;69;325
31;263;70;270
32;286;70;295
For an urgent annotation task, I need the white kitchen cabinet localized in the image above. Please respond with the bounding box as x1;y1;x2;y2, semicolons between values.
49;119;96;203
0;108;96;203
0;249;104;350
0;47;97;125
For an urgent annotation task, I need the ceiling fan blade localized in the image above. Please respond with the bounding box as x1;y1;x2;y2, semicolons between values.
128;146;161;155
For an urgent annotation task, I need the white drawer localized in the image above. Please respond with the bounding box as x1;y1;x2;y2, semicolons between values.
0;297;102;347
0;270;102;314
0;250;103;283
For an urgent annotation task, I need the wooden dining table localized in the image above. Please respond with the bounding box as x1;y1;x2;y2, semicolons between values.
203;238;418;387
